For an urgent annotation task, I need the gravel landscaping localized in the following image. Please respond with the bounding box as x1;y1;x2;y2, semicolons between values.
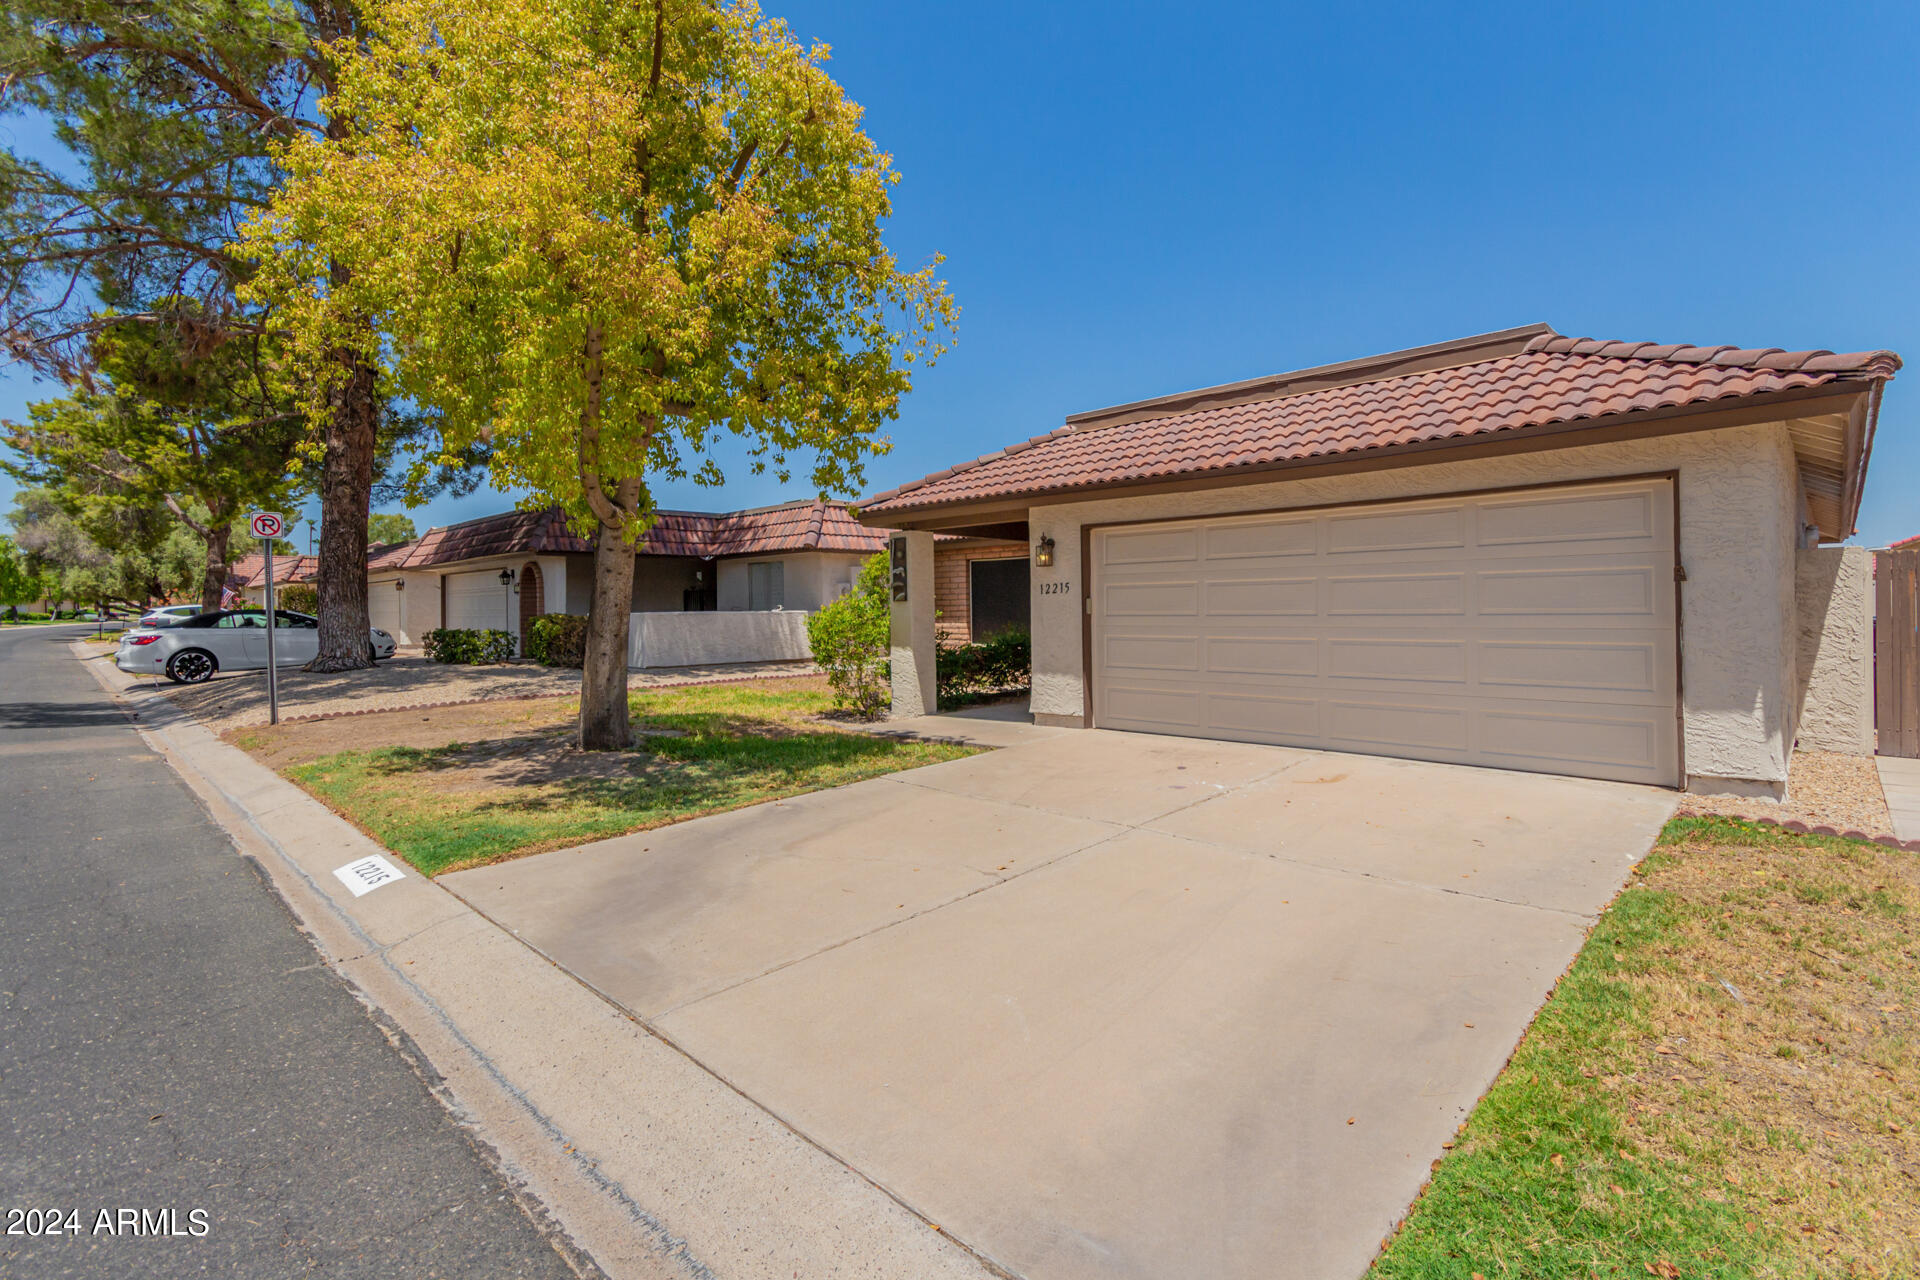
1682;748;1894;837
125;654;819;736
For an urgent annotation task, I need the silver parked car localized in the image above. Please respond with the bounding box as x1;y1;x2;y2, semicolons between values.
116;609;397;683
138;604;204;628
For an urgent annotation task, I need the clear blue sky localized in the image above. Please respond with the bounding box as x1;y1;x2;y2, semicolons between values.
4;0;1916;547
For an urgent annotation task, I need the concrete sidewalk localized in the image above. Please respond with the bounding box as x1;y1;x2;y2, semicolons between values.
1878;756;1920;841
72;642;991;1280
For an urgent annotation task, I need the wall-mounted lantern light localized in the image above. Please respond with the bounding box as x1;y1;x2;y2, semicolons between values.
498;567;517;587
1033;534;1055;568
395;578;405;591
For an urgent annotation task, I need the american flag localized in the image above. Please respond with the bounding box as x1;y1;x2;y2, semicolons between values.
220;580;243;609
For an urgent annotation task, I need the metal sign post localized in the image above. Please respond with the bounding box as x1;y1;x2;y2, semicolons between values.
249;511;288;725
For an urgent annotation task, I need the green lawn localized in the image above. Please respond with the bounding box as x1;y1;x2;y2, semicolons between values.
286;681;977;874
1370;817;1918;1279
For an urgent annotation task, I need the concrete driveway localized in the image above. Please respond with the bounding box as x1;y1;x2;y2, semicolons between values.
445;729;1675;1280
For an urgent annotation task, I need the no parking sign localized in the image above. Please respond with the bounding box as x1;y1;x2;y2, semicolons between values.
249;511;289;724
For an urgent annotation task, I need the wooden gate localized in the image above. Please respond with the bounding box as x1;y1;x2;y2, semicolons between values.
1879;547;1920;758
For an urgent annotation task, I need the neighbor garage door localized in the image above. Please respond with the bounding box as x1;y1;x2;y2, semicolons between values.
1091;478;1679;786
368;579;402;636
445;569;510;632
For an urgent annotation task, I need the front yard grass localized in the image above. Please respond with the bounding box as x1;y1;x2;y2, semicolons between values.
271;679;976;874
1370;816;1918;1280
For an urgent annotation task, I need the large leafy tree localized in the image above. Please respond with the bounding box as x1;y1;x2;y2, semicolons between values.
8;486;202;610
0;534;51;612
243;0;954;747
4;321;306;608
0;0;448;668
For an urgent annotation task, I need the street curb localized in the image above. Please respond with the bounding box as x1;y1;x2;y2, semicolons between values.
71;641;995;1280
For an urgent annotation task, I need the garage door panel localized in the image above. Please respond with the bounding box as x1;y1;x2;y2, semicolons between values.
1103;685;1204;732
1477;489;1657;547
1204;519;1316;560
1327;638;1467;684
1103;528;1200;566
1327;505;1467;554
1478;565;1660;616
1104;635;1201;672
1478;710;1661;772
1206;692;1320;740
1204;577;1317;616
1206;635;1318;677
1479;640;1660;695
1326;573;1467;616
1327;700;1470;752
1106;581;1199;617
1092;478;1680;786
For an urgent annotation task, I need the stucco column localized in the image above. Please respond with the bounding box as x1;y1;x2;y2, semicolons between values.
889;530;938;718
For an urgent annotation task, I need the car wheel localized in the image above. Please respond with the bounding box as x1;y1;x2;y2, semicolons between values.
166;649;217;684
367;640;380;665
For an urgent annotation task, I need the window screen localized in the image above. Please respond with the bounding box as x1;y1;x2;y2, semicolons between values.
749;561;785;610
968;557;1030;639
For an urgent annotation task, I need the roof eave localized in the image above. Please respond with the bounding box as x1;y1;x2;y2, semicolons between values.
861;380;1881;525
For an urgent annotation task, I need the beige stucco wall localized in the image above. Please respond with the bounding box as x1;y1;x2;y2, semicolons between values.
716;552;871;612
1024;420;1805;790
1793;545;1875;755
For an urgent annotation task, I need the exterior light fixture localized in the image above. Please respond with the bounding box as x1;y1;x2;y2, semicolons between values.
497;567;516;587
395;579;405;591
1034;534;1055;568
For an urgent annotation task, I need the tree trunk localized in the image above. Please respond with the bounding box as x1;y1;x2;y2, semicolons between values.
307;341;378;671
579;496;637;751
198;520;231;612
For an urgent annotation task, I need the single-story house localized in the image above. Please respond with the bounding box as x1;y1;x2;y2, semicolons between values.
862;323;1901;797
238;499;891;665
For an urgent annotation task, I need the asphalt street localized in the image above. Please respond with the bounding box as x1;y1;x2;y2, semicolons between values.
0;624;589;1279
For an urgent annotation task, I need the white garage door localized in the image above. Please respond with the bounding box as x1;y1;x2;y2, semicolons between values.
368;579;402;636
1091;478;1680;786
445;570;510;632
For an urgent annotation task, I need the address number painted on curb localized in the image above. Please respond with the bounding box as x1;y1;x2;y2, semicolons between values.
333;855;406;897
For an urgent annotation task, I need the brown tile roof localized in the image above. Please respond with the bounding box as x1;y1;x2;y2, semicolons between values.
228;553;319;587
861;329;1901;516
393;500;891;570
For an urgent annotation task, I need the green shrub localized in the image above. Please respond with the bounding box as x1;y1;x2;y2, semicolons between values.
936;626;1031;708
805;553;891;716
423;627;515;664
524;612;588;667
275;582;319;614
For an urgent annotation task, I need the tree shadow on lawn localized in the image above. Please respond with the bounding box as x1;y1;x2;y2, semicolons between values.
362;713;922;795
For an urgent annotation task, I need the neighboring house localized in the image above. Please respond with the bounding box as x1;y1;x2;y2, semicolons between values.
228;554;320;608
862;323;1902;798
233;500;890;660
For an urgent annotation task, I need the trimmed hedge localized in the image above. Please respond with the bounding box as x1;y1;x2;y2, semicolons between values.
275;583;319;614
936;626;1031;708
525;612;588;667
423;627;515;664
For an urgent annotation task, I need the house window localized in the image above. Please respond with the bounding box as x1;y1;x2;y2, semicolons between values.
749;561;785;610
969;557;1030;639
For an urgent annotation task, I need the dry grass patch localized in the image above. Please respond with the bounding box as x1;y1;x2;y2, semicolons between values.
1371;816;1918;1280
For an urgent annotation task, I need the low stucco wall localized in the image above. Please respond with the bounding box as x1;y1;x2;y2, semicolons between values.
1794;545;1875;754
627;610;812;669
1024;420;1804;790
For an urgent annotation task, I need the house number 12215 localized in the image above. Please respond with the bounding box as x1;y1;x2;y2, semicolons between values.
1038;581;1072;595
